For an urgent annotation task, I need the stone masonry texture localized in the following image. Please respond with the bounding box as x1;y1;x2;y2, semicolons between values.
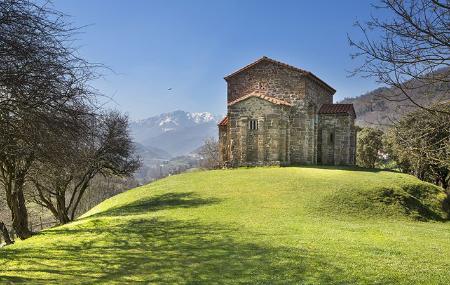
218;57;356;167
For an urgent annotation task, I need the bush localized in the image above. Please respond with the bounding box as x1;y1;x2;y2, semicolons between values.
356;128;383;168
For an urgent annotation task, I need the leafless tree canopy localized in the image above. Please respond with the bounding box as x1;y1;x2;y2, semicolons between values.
0;1;137;239
349;0;450;112
199;137;220;169
349;0;450;197
0;0;99;116
30;112;141;224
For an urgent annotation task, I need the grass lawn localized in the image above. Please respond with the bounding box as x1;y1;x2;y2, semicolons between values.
1;167;449;284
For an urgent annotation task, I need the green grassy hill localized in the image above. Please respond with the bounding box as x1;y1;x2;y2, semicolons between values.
1;167;450;284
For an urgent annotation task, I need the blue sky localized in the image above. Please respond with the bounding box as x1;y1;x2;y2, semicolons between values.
53;0;383;119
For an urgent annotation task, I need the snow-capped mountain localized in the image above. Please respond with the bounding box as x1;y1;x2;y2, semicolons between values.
187;112;216;123
130;110;221;156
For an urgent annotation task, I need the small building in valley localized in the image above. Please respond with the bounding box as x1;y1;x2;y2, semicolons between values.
218;56;356;166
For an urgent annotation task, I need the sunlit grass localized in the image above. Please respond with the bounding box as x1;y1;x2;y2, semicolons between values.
1;167;449;284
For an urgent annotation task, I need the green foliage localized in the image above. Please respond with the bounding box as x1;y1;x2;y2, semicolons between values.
356;128;383;168
1;167;450;284
384;104;450;190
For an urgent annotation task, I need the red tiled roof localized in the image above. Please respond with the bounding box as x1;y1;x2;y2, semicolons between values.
319;104;356;117
218;116;228;126
228;91;294;107
224;56;336;94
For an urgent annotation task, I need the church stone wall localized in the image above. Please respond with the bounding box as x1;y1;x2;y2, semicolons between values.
227;97;290;166
218;125;229;162
318;114;356;165
304;76;333;107
288;102;317;164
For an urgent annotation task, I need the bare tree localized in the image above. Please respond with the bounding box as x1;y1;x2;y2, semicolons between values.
199;137;220;169
0;0;98;239
349;0;449;113
30;112;141;224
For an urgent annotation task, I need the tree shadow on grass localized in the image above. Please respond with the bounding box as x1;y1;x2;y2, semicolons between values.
0;219;354;284
0;192;355;284
87;192;221;218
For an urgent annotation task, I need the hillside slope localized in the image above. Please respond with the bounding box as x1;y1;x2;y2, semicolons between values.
1;167;449;284
340;68;450;128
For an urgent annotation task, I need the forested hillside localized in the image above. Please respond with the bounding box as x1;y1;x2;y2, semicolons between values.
340;68;450;128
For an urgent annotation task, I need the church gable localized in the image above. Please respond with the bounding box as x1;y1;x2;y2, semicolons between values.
224;56;308;81
228;96;289;122
225;56;335;106
226;58;306;105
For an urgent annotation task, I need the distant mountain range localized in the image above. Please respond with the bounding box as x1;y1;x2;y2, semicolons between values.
130;110;222;183
130;110;221;158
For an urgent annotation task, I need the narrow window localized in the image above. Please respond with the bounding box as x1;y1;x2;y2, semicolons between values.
249;120;258;130
329;133;334;143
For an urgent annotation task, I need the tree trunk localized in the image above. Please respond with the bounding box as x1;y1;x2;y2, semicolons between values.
0;221;14;245
10;189;33;239
56;195;70;224
1;162;33;240
69;181;90;221
33;182;72;225
442;177;449;192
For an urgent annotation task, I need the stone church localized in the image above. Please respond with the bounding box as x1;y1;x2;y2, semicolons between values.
218;56;356;166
